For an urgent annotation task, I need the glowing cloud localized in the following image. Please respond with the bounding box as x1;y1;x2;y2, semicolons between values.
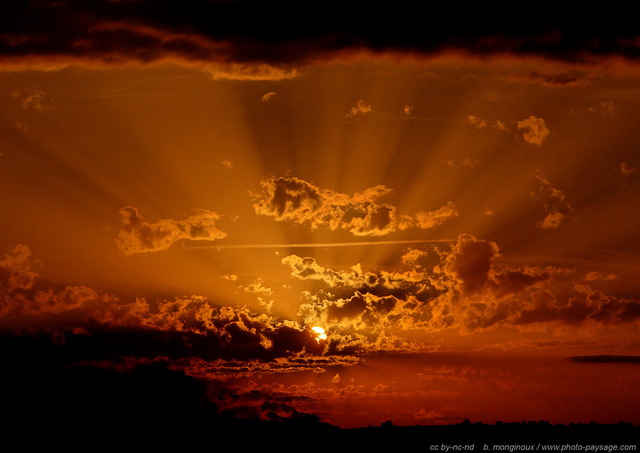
621;162;637;176
12;88;53;111
0;244;40;292
517;116;550;145
116;207;226;255
468;115;487;129
399;202;458;230
261;91;277;102
533;171;572;229
252;176;457;236
345;100;372;119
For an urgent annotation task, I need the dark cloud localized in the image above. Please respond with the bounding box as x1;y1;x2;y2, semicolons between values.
568;355;640;364
1;1;640;71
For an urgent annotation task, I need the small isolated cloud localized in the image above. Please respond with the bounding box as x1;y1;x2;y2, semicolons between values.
261;91;277;102
12;88;53;111
588;101;615;114
472;115;550;145
533;171;572;229
493;120;508;131
522;71;585;87
0;244;40;292
540;212;566;229
220;159;233;169
584;271;617;282
447;158;479;169
414;409;443;421
517;116;550;145
345;100;372;119
403;105;414;115
468;115;487;129
400;202;458;230
13;122;29;134
621;162;637;176
116;206;226;255
242;278;273;296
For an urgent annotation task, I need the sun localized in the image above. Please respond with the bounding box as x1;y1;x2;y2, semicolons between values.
311;326;327;342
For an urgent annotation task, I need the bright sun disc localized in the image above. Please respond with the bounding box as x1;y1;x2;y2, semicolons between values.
311;326;327;341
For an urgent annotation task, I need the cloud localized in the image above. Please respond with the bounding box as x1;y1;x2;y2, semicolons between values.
242;278;273;296
345;100;372;119
519;71;587;87
517;116;550;145
539;212;565;229
468;115;487;129
414;409;444;421
470;115;551;145
442;234;500;295
252;176;457;237
403;105;414;115
116;206;226;254
261;91;277;102
400;202;458;230
291;233;640;348
585;271;617;282
401;248;429;267
2;0;640;75
533;171;573;229
588;101;616;114
0;244;40;292
0;260;325;362
12;88;53;111
568;355;640;364
621;162;637;176
515;285;640;327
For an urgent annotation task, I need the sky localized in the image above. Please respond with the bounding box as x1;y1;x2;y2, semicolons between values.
1;0;640;431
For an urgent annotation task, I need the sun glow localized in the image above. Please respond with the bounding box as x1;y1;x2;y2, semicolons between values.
311;326;327;342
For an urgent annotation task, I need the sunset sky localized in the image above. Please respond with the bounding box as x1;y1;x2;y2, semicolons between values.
1;1;640;430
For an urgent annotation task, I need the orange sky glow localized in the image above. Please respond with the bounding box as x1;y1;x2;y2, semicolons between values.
1;1;640;435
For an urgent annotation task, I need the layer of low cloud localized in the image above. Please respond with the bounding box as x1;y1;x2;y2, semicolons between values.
2;1;640;78
2;232;640;363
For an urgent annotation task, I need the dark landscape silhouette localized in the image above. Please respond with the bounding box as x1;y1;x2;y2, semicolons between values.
1;334;638;449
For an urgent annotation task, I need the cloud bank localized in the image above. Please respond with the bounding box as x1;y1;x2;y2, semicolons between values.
3;1;640;76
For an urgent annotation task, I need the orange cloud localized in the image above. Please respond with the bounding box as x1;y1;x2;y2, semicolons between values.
116;206;226;255
400;202;458;230
0;244;40;292
517;116;550;145
252;176;457;236
12;88;53;111
532;171;573;229
291;233;640;349
345;100;372;119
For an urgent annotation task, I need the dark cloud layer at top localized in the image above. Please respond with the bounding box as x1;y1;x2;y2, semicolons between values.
1;1;640;69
